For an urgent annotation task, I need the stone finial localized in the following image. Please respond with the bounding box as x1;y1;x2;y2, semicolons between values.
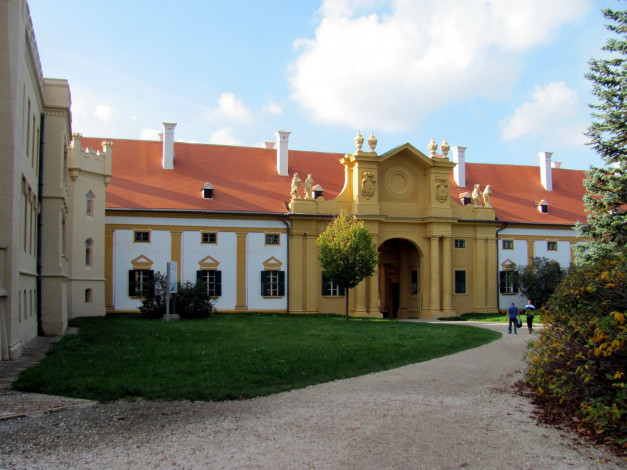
428;137;437;157
440;138;450;158
355;131;364;152
367;132;377;152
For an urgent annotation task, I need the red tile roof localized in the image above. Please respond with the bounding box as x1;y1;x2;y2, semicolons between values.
82;137;589;225
453;163;588;225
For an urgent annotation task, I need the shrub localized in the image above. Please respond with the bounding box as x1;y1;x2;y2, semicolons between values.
524;252;627;452
140;272;214;320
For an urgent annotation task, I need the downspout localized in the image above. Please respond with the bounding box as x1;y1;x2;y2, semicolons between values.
495;224;506;313
280;217;290;314
36;113;45;336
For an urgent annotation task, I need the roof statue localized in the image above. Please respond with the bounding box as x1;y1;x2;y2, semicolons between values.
472;184;481;207
304;174;314;199
483;184;492;208
291;173;302;199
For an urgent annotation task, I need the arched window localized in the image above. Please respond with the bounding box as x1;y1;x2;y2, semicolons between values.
86;191;95;216
85;239;93;266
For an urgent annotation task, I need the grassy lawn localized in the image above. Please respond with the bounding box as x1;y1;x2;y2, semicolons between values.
14;314;501;402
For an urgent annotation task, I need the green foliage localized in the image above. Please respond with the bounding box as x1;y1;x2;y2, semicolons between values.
514;257;566;308
13;314;500;402
576;8;627;262
317;211;379;320
525;253;627;449
139;271;213;320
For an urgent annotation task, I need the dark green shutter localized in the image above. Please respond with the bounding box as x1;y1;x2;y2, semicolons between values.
215;270;222;296
322;273;329;295
128;270;136;296
278;271;285;297
499;271;506;293
261;271;268;296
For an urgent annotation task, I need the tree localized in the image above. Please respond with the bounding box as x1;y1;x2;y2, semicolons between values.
576;8;627;263
514;257;565;308
317;211;378;321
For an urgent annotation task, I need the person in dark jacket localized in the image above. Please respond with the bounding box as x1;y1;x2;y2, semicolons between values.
524;300;536;334
507;302;519;334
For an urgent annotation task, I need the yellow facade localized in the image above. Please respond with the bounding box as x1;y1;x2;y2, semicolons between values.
288;143;500;319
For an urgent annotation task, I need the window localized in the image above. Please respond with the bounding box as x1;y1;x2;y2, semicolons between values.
502;240;514;250
201;232;217;244
411;270;418;294
197;270;222;297
85;239;93;266
85;288;93;303
454;270;466;294
265;233;280;245
547;241;558;251
322;273;345;296
134;231;150;243
499;271;518;294
454;239;465;249
86;191;94;216
261;270;285;297
128;269;154;298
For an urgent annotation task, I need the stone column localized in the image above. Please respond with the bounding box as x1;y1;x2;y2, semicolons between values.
305;234;318;313
429;236;441;314
441;236;453;314
235;232;247;310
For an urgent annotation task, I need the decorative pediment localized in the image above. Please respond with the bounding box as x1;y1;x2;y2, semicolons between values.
501;258;516;270
131;255;153;269
378;142;454;169
262;256;283;270
198;255;220;270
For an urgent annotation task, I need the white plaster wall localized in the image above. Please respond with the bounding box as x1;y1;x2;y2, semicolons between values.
247;232;287;310
107;216;286;229
113;229;171;310
534;240;572;267
181;230;237;311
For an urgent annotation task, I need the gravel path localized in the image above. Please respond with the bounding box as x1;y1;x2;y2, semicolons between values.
0;322;624;470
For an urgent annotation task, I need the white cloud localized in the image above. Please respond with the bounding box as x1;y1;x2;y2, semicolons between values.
140;128;161;140
205;92;252;123
94;104;113;122
209;127;244;146
500;82;580;140
260;100;283;115
289;0;591;131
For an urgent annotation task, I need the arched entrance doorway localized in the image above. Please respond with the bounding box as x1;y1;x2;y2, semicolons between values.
378;239;421;319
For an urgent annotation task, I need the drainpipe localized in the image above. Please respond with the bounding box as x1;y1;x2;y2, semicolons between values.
36;113;45;336
280;217;290;314
495;224;506;313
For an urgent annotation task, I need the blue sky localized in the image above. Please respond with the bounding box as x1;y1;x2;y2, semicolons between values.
28;0;616;170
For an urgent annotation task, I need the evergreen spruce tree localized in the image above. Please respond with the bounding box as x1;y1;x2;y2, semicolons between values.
576;8;627;262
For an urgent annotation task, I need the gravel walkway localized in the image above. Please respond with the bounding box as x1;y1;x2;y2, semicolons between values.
0;322;624;469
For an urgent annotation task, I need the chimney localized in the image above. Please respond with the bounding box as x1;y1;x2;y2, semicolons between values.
162;122;177;170
539;151;553;191
452;146;466;187
264;141;275;150
276;130;290;176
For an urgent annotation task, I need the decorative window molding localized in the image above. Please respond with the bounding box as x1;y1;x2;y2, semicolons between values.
198;254;220;270
262;256;283;271
502;239;514;250
201;232;217;244
547;240;558;251
134;230;150;243
131;255;154;270
265;233;280;245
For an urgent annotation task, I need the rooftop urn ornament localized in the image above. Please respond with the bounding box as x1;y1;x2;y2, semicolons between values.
355;131;364;152
428;137;437;157
440;138;450;158
368;132;378;152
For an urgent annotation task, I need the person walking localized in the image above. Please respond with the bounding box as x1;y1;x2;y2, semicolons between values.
507;302;519;334
524;300;536;334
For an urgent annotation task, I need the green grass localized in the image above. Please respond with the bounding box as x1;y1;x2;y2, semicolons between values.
14;314;501;402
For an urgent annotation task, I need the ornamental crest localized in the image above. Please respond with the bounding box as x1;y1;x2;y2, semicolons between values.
361;171;376;199
435;176;449;203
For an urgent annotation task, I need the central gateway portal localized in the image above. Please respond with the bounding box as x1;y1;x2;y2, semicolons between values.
378;239;421;319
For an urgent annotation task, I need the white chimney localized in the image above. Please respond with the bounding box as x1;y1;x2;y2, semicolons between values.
162;122;177;170
452;146;467;187
539;151;553;191
264;141;275;150
276;130;290;176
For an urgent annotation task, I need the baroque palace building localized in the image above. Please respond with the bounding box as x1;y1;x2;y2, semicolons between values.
79;126;587;320
1;0;588;360
1;0;109;359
